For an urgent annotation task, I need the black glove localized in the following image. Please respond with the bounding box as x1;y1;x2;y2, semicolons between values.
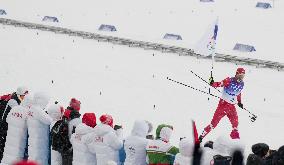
250;115;257;122
114;125;122;130
237;102;243;109
146;134;154;140
209;77;214;86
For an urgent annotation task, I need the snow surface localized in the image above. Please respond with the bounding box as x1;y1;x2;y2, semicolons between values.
1;0;284;62
1;0;284;158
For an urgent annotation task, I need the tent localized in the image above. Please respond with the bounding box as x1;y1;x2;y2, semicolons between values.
42;16;59;22
163;33;182;40
98;24;117;32
233;43;256;52
256;2;272;9
0;9;7;15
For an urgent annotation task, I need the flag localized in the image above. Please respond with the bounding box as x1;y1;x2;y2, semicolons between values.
194;18;219;56
192;120;200;145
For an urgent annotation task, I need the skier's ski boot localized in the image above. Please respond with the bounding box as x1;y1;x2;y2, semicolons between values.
230;129;240;139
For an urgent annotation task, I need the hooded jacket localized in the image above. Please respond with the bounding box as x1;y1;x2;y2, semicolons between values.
71;123;97;165
173;138;193;165
201;136;244;165
146;124;179;165
1;95;32;165
47;104;64;165
27;92;52;165
124;120;149;165
84;123;123;164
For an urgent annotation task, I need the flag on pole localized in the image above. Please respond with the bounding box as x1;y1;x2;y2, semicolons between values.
192;120;200;145
194;18;219;56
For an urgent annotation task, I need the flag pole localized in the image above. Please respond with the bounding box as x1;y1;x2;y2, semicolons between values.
193;18;219;101
209;18;218;100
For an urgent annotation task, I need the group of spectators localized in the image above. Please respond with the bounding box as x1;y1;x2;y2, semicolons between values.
0;87;284;165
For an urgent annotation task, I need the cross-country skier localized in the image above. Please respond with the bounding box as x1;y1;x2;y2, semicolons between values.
199;68;246;141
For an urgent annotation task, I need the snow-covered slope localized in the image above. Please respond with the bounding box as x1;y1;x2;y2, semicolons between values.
1;24;284;157
1;0;284;62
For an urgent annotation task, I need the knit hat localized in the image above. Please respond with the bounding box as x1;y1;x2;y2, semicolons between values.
47;104;64;121
252;143;269;158
21;94;33;108
156;124;173;142
69;98;81;111
16;86;28;95
236;68;245;75
82;113;97;128
33;92;50;109
100;114;113;127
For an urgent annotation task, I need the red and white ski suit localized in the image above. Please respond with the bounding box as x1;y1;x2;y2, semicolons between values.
201;77;244;139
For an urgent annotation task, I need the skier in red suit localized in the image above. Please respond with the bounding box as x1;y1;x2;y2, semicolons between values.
199;68;246;141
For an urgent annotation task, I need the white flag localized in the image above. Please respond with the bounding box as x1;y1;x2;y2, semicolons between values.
194;19;219;56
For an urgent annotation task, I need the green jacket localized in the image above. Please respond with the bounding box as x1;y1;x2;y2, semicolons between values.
146;139;179;164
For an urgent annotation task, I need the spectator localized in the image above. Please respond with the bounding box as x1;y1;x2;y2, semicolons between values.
62;98;82;165
71;113;97;165
201;136;243;165
84;114;123;164
272;145;284;165
174;137;194;165
124;120;151;165
64;98;81;137
47;104;64;165
146;124;179;165
27;92;52;165
246;143;269;165
1;95;33;164
0;86;28;161
231;149;244;165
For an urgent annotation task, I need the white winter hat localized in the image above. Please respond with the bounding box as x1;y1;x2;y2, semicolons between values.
21;94;33;108
47;104;64;121
16;86;28;95
106;161;117;165
214;136;237;155
33;92;50;109
159;126;173;142
131;120;149;137
179;137;194;157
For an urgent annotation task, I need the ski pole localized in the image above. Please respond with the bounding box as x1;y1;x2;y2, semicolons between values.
189;70;221;93
167;76;257;122
167;77;221;99
189;70;257;121
241;107;257;122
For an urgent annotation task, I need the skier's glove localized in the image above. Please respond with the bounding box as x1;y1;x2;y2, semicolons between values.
237;102;243;109
209;77;214;86
250;115;257;122
114;125;122;130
